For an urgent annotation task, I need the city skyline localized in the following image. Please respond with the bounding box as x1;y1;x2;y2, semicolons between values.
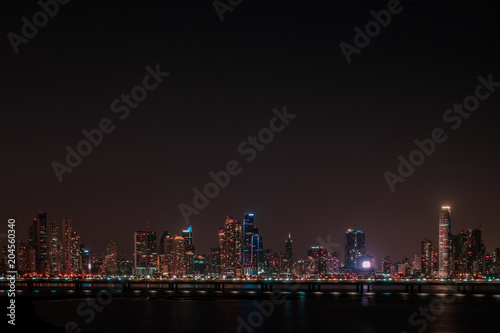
4;205;499;278
3;1;500;332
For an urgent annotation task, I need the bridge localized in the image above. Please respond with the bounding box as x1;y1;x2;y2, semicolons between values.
2;278;499;295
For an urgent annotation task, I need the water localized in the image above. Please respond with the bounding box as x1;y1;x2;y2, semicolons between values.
14;286;500;332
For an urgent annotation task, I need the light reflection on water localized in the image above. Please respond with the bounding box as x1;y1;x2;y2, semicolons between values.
32;290;500;333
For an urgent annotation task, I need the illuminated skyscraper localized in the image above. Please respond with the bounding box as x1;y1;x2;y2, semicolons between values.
242;212;263;276
345;229;366;269
134;230;147;275
421;239;434;276
383;256;391;274
70;230;81;273
307;246;328;275
173;235;186;277
183;226;194;275
80;244;91;275
62;217;72;274
438;206;452;278
134;227;157;276
219;216;242;277
33;212;48;274
48;221;62;274
182;226;193;245
105;240;118;275
284;233;293;274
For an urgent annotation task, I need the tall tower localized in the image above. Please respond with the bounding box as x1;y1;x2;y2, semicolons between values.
421;239;434;276
48;221;62;274
284;233;293;274
344;229;366;268
438;206;452;278
62;217;72;274
173;235;186;277
105;240;118;275
33;212;48;275
242;212;262;276
134;230;147;275
183;226;194;275
219;216;242;277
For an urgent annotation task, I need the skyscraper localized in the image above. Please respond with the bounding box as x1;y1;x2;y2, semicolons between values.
133;228;157;276
284;233;293;274
105;240;118;275
183;226;195;275
70;230;81;273
383;256;391;274
48;221;62;274
345;229;366;269
62;217;72;274
242;212;263;276
438;206;452;278
219;216;242;277
307;246;328;275
33;212;48;274
421;239;434;276
173;235;186;277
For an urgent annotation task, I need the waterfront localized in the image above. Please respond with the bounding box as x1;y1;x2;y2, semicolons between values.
14;285;500;333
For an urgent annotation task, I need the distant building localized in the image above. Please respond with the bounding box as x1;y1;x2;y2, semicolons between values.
62;217;72;274
133;228;157;276
421;239;434;276
105;241;118;275
219;216;242;277
344;229;366;269
173;235;186;277
32;212;48;274
383;256;391;274
283;233;293;274
307;246;328;275
48;220;62;274
438;206;452;278
242;213;263;276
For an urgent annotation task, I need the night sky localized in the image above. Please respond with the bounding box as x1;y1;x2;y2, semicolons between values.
2;0;500;264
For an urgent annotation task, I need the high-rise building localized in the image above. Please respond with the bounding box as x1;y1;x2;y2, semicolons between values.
182;226;193;245
183;226;195;275
438;206;452;278
326;251;341;274
80;244;91;274
173;235;186;277
134;230;147;275
133;228;157;276
16;239;28;273
307;246;328;275
345;229;366;269
219;216;242;277
208;247;221;276
242;213;263;276
47;221;62;274
421;239;434;276
33;212;48;274
193;254;206;276
283;233;293;274
383;256;391;274
70;230;81;273
105;240;118;275
159;231;170;255
62;217;72;275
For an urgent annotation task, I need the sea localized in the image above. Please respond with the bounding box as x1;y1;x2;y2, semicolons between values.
9;284;500;333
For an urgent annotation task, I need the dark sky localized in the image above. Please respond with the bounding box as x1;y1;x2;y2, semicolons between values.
2;0;500;264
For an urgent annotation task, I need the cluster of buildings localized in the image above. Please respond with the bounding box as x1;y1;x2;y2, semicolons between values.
419;206;499;278
2;206;499;279
132;213;293;278
0;212;133;277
